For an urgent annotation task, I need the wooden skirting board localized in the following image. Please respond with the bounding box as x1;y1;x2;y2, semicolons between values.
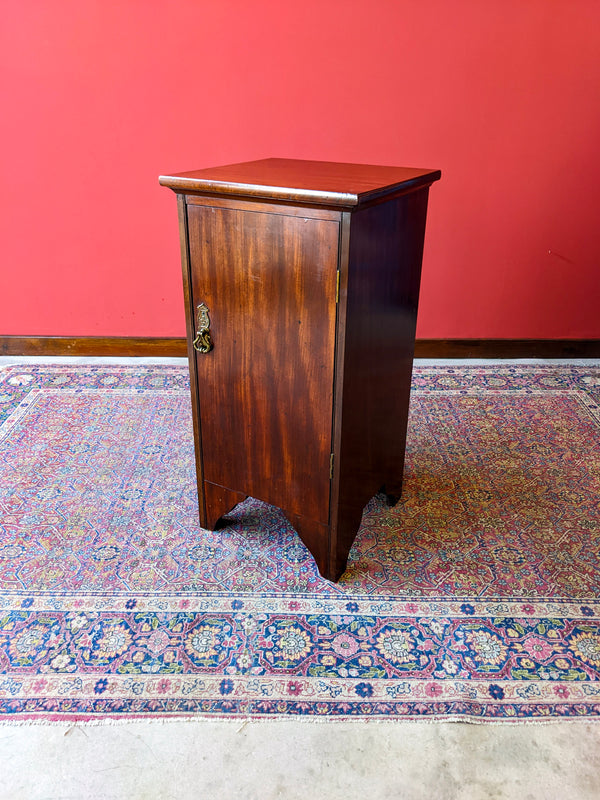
1;337;599;359
414;340;600;359
0;337;188;357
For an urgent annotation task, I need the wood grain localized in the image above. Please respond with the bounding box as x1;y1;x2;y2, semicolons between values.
160;158;441;209
187;202;339;525
329;188;431;578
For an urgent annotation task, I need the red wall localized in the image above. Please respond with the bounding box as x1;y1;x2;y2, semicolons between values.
2;0;599;339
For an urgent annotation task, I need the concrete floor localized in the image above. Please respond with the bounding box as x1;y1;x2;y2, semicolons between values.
1;718;599;799
1;357;599;799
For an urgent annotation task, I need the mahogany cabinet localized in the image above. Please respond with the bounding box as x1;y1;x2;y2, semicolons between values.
159;159;440;581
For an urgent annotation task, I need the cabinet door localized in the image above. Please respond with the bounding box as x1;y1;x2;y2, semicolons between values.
187;203;339;525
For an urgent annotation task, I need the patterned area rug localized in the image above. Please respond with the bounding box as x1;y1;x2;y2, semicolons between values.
0;362;599;722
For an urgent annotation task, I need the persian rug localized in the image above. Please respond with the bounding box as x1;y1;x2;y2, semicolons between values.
0;362;599;723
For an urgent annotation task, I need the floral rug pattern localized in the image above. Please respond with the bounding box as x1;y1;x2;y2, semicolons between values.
0;363;599;721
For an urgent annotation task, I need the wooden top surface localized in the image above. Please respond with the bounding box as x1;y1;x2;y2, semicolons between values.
159;158;441;207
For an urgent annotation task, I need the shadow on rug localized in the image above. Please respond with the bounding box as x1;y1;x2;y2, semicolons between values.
0;363;599;721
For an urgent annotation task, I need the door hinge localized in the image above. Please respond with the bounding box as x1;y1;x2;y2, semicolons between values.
335;270;340;304
329;453;335;480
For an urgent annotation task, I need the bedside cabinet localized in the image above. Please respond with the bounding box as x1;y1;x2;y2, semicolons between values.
159;159;440;581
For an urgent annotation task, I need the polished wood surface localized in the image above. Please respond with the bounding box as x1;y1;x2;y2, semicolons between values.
161;158;441;581
185;193;341;221
330;191;430;577
176;193;207;527
160;158;441;209
187;203;338;526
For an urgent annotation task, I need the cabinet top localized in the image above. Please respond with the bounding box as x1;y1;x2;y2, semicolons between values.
159;158;441;208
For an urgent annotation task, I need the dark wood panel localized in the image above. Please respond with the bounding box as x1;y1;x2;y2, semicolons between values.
186;193;341;221
414;340;600;359
0;337;187;356
331;188;431;577
2;337;599;359
187;203;339;525
176;194;207;528
203;482;247;531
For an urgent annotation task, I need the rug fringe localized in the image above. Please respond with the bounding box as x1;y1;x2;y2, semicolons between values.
1;714;599;728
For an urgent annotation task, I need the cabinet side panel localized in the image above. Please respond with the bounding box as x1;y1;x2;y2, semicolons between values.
187;204;339;525
177;194;207;525
334;188;431;564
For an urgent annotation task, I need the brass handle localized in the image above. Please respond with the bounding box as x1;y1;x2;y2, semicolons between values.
192;303;213;353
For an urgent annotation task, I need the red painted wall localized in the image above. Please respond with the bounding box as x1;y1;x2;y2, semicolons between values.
2;0;599;338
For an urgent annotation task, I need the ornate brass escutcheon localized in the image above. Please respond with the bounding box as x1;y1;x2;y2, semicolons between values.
192;303;213;353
